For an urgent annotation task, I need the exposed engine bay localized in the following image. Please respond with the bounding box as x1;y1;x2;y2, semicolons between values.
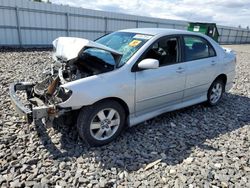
33;50;115;106
31;37;122;107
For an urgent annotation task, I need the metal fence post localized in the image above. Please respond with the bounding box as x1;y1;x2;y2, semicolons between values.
15;6;22;47
156;22;159;28
136;20;139;28
244;32;248;43
234;30;238;44
247;31;250;43
240;30;243;44
227;29;231;44
220;28;224;44
66;13;69;36
104;17;108;34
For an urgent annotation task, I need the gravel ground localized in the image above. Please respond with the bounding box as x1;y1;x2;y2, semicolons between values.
0;45;249;188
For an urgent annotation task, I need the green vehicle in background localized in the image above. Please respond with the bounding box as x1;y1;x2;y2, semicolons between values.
188;22;220;42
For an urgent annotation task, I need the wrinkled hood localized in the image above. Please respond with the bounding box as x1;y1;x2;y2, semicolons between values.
52;37;122;62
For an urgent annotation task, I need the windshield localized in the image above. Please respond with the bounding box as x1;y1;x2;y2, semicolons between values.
96;32;152;67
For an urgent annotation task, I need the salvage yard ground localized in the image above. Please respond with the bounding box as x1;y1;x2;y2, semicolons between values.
0;45;249;187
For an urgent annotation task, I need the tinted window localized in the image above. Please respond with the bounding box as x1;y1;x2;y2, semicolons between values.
142;37;179;67
184;36;216;61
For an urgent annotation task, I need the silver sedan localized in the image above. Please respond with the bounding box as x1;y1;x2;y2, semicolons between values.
10;28;236;146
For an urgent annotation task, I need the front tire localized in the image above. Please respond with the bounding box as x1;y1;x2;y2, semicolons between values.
77;100;125;146
207;79;225;106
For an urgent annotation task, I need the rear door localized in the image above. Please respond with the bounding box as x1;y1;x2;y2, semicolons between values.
182;35;219;101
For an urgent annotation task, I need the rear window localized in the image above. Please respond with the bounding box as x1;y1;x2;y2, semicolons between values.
184;36;216;61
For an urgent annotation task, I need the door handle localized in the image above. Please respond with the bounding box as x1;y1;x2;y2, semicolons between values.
176;67;185;73
211;60;216;66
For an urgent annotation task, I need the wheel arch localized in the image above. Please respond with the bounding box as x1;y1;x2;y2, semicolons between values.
76;97;129;146
93;97;130;119
214;74;227;91
206;74;226;106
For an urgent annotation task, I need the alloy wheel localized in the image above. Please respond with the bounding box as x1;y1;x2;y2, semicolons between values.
210;82;223;104
90;108;120;141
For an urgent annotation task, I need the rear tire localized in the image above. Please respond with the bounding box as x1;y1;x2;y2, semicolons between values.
77;100;125;146
207;79;225;106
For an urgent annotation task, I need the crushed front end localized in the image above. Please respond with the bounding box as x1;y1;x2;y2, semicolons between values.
9;37;122;123
9;75;73;123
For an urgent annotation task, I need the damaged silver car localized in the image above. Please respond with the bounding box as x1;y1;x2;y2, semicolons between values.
10;28;236;146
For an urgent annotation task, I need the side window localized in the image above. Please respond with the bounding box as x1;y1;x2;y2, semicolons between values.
142;37;179;67
184;36;216;61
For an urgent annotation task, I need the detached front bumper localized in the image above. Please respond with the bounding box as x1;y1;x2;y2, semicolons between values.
9;82;52;123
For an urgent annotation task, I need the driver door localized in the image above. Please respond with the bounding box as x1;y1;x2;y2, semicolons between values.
134;36;186;116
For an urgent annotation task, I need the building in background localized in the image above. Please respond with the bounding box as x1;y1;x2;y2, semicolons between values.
0;0;249;47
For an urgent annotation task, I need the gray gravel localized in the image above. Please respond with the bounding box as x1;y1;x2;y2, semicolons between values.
0;45;250;188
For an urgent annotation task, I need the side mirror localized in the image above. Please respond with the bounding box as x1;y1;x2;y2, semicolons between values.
138;58;159;70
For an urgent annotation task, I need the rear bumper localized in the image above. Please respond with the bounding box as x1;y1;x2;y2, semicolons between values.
225;70;236;92
225;82;234;92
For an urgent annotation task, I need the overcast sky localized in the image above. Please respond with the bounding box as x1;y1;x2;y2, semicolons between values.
50;0;250;28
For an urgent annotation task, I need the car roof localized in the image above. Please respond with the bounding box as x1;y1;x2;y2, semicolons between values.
119;28;198;36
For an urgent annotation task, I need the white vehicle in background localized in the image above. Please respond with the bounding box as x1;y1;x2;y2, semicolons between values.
10;28;236;146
